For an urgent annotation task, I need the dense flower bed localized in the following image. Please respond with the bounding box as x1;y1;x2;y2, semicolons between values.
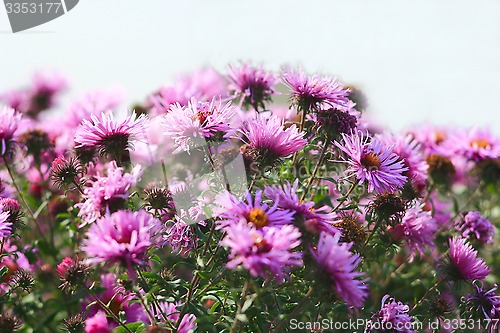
0;64;499;333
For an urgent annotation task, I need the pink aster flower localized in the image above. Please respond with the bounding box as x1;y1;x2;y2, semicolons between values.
456;211;495;244
239;114;306;164
163;219;197;257
148;68;227;115
84;273;143;324
162;97;236;153
0;89;29;112
0;106;23;157
406;125;450;155
74;112;147;161
65;89;123;129
1;72;66;117
228;62;277;109
443;127;500;162
388;206;438;261
221;221;302;283
215;190;295;229
85;311;110;333
312;232;368;308
76;161;141;225
81;210;161;272
335;130;408;194
446;236;489;281
282;66;350;111
365;295;416;333
23;71;68;117
377;133;428;194
264;179;339;235
0;240;31;292
0;211;12;238
424;193;452;227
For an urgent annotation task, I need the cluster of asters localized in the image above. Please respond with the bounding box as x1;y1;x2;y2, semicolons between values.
0;63;498;333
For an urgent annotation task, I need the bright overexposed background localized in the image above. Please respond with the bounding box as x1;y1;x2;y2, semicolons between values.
1;0;500;131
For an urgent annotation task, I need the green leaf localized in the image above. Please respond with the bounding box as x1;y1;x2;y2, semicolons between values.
114;322;147;333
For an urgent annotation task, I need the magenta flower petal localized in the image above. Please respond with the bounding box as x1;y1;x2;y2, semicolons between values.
312;232;368;308
335;130;408;194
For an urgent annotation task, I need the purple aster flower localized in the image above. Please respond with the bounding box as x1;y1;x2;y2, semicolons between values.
312;232;368;308
282;67;350;111
162;97;236;153
443;127;500;162
0;106;22;157
85;311;110;333
315;107;359;140
163;219;197;257
84;273;143;325
221;221;302;283
445;237;490;281
239;114;306;166
142;301;197;333
74;112;147;162
227;62;277;109
365;295;416;333
81;210;161;273
377;133;428;197
335;130;408;194
76;162;141;225
389;206;438;261
0;211;12;238
264;179;339;235
463;281;500;321
215;190;295;229
456;211;495;244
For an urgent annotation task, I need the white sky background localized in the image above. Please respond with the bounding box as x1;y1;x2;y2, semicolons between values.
1;0;500;132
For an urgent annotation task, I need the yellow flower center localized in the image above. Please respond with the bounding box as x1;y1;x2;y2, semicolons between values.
361;152;381;170
434;131;446;144
247;208;269;228
471;138;491;150
252;235;271;253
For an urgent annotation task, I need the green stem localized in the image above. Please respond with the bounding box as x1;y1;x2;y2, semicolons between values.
136;268;173;328
410;278;444;313
176;220;218;328
362;217;383;251
230;280;251;333
331;182;356;213
195;268;226;298
271;286;314;333
72;179;85;195
301;140;329;201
